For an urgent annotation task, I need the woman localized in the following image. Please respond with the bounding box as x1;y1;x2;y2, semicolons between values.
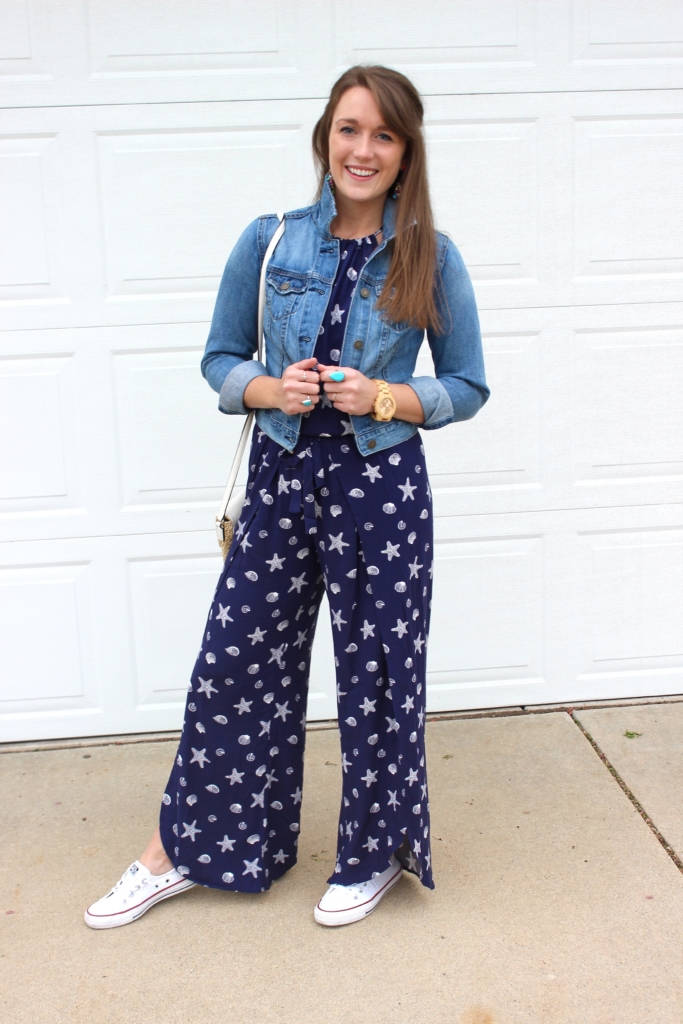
85;65;488;930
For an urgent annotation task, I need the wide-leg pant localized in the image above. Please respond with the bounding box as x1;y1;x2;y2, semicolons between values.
159;427;434;893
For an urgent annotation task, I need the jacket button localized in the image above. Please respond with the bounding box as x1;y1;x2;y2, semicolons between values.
353;340;363;350
280;282;290;291
367;440;377;449
360;287;370;299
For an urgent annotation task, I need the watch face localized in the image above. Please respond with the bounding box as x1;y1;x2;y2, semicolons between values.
380;397;393;415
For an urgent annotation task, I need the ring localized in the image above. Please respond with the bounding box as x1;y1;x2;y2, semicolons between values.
329;370;345;382
302;398;312;407
302;371;307;382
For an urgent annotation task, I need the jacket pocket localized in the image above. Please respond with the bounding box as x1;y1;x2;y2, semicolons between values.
266;271;307;321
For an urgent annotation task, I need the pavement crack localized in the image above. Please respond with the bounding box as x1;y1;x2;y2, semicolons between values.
569;709;683;876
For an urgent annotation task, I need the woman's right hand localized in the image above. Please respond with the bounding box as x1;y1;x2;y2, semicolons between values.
275;357;321;415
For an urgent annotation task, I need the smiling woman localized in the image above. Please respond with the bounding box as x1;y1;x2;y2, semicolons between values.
84;64;489;934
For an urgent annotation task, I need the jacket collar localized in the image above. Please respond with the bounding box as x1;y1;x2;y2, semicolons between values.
314;175;398;243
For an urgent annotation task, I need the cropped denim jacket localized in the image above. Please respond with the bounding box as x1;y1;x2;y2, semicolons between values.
202;179;489;456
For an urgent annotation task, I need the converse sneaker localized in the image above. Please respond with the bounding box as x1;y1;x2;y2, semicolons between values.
314;856;402;927
84;861;195;929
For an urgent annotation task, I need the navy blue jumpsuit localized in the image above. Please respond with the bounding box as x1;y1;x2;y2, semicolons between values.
159;235;434;892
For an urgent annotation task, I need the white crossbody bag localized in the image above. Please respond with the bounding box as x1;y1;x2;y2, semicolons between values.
215;212;286;560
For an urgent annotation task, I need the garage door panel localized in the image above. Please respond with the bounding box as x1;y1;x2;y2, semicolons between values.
572;0;683;65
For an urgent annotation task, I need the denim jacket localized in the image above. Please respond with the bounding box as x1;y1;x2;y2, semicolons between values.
202;178;489;456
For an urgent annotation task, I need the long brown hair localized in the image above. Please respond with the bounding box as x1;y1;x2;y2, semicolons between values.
312;65;439;332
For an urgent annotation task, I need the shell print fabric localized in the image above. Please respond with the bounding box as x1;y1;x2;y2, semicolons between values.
159;427;434;893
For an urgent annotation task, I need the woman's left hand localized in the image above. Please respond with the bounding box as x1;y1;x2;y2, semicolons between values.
317;364;378;417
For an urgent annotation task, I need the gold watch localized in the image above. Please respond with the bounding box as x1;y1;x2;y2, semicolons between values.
371;379;397;422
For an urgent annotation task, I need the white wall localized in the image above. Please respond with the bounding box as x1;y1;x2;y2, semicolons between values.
1;1;682;742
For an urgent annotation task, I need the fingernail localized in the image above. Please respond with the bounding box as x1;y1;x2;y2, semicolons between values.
329;370;345;382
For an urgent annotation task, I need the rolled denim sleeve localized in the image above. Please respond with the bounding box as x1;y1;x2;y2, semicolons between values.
409;237;489;430
201;216;272;415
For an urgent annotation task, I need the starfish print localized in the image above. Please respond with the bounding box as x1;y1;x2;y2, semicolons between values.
268;643;287;668
405;768;419;786
273;849;289;864
265;770;278;789
235;519;247;541
240;532;252;553
328;532;350;555
359;697;377;716
341;420;354;435
226;768;244;785
331;609;347;632
360;769;378;788
345;821;354;838
418;709;425;727
197;677;218;698
421;783;428;799
251;789;265;808
247;626;267;645
381;540;400;561
385;717;400;733
320;392;333;410
189;747;210;768
314;499;323;517
216;604;233;627
387;790;401;810
277;475;290;495
408;557;424;579
362;463;383;483
328;457;341;471
398;478;417;501
242;858;262;878
181;820;202;842
391;618;409;638
288;572;307;593
274;701;292;721
401;695;415;713
405;851;419;873
363;836;380;852
414;633;425;653
265;552;285;572
291;786;303;805
217;835;235;853
360;620;376;639
234;697;252;715
293;629;308;649
258;720;271;738
341;752;353;774
330;303;345;325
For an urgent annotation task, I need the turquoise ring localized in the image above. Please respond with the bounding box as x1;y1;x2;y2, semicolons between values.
301;398;312;407
329;370;345;382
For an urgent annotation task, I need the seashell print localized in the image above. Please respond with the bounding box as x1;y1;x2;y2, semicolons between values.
246;834;260;845
408;532;417;544
413;609;420;620
346;267;358;280
345;643;358;653
279;517;292;529
412;804;421;815
266;592;279;603
259;530;268;538
367;734;378;745
222;872;234;883
205;784;220;793
227;577;236;588
330;348;341;362
297;548;309;559
208;815;217;822
364;522;373;530
287;734;298;744
277;620;289;631
366;661;379;672
224;677;234;686
215;750;224;758
378;819;387;828
420;509;428;519
417;682;423;694
281;676;292;686
382;502;397;514
370;803;380;813
394;581;407;592
270;800;283;810
410;732;417;743
405;657;413;668
205;652;216;664
241;605;250;613
388;452;401;465
347;856;360;865
162;793;171;805
345;717;357;727
179;777;187;786
178;866;190;876
388;763;398;774
346;568;357;578
367;566;380;575
330;504;343;516
377;749;386;758
341;445;350;453
330;582;341;594
397;520;406;530
349;488;364;498
375;600;385;609
195;722;206;733
247;664;260;674
263;494;274;504
237;734;250;745
186;794;198;806
238;822;247;829
213;715;227;725
245;570;258;581
290;822;300;832
263;692;274;703
187;704;196;713
415;465;421;473
226;646;240;656
230;803;242;813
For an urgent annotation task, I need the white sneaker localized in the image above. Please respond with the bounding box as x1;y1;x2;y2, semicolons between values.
84;861;195;929
314;857;402;927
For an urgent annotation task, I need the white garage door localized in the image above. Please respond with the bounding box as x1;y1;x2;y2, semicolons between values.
1;1;682;742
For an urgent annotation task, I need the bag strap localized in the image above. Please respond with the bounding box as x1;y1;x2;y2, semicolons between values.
217;212;285;526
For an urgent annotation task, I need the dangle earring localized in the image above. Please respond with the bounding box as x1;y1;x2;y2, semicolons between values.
390;162;407;200
325;171;336;195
